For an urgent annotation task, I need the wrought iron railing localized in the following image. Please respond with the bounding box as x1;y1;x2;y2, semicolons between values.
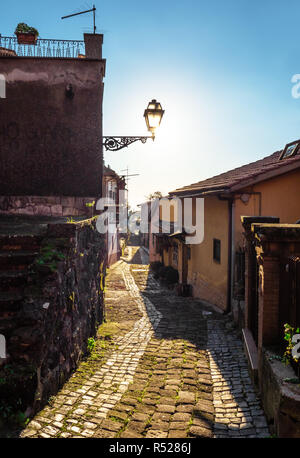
0;35;85;58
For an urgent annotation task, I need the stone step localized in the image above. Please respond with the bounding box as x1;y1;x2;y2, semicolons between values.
0;235;42;252
0;315;17;333
0;291;24;300
0;269;35;290
0;291;24;310
0;269;34;279
0;250;39;270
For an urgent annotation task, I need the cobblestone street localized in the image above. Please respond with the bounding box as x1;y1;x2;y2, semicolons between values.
19;246;269;439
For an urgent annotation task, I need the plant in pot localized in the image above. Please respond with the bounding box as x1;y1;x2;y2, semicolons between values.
14;23;39;45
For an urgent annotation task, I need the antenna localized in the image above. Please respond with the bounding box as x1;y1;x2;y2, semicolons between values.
61;4;96;34
120;167;140;213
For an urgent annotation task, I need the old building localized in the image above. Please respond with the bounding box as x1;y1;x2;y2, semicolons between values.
0;32;107;421
241;218;300;437
102;165;126;265
0;33;105;216
147;140;300;437
140;199;159;261
156;140;300;318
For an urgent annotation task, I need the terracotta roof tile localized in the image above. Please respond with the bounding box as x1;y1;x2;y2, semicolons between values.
170;149;300;195
0;47;17;57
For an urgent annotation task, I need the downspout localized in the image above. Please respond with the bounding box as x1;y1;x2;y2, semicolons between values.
219;195;234;314
220;190;261;314
226;198;233;314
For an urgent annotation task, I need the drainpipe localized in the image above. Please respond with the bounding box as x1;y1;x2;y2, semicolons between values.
218;195;234;314
226;198;233;314
219;191;262;314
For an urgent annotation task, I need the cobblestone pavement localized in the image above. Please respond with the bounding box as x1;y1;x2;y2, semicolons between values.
19;246;269;439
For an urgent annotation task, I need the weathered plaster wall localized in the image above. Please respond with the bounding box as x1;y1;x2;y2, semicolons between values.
187;196;229;311
234;168;300;251
0;55;105;197
0;195;96;217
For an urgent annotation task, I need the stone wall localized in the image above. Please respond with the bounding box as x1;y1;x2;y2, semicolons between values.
0;195;96;217
260;348;300;437
241;218;300;437
0;215;106;423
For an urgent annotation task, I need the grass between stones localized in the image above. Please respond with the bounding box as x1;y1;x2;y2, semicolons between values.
18;251;216;439
108;339;214;438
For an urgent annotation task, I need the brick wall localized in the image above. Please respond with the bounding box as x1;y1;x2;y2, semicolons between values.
258;256;280;349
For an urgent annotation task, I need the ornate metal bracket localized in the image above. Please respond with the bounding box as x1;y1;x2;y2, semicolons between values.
103;136;153;152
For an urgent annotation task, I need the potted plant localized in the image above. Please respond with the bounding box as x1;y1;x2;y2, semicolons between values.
14;23;39;45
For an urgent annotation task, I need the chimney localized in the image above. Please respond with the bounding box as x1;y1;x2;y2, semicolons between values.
84;33;103;59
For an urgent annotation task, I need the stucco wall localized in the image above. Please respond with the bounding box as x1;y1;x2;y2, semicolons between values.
187;196;229;311
164;168;300;312
234;168;300;250
0;56;104;197
162;241;183;281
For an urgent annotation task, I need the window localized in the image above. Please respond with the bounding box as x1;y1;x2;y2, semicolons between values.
279;140;300;160
213;239;221;263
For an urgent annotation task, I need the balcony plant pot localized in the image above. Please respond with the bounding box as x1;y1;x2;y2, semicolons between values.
14;23;39;45
16;33;38;45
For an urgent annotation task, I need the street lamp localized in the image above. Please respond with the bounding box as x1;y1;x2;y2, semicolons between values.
103;99;164;152
144;99;164;138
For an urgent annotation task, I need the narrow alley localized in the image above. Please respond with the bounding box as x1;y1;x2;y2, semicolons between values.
19;245;269;439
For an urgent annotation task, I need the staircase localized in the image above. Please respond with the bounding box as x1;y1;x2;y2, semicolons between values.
0;236;40;304
0;214;107;421
0;217;47;355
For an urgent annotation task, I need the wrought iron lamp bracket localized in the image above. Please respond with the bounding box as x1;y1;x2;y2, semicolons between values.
103;136;153;152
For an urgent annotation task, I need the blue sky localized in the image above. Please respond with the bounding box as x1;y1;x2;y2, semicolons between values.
2;0;300;208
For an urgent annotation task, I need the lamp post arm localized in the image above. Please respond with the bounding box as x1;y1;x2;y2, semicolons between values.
103;135;154;152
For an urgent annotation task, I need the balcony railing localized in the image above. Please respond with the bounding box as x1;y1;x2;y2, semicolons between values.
0;35;85;58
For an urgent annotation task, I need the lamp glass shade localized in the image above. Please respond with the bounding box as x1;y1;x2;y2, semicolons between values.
144;99;164;136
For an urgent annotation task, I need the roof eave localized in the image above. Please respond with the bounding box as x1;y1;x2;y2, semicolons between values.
169;156;300;197
169;188;230;198
229;157;300;192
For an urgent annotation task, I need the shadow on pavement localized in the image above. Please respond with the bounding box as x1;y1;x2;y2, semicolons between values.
123;244;269;438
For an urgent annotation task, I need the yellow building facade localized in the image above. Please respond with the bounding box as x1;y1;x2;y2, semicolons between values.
160;144;300;316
